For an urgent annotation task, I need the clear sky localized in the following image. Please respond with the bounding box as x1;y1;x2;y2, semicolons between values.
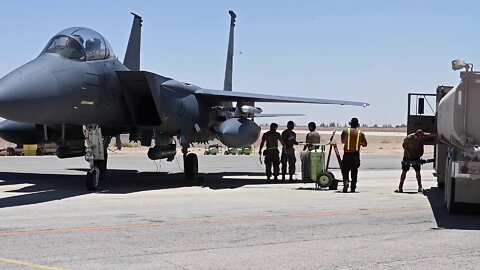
0;0;478;126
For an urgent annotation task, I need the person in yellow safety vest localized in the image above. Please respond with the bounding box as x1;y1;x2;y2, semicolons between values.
340;117;368;193
259;123;286;183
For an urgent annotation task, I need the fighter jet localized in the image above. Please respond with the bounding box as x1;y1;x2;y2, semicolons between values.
0;11;369;191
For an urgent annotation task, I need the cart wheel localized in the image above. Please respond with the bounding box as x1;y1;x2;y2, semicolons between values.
327;172;338;190
317;172;333;188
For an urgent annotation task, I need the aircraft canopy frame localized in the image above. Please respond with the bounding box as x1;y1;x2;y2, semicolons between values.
41;27;115;61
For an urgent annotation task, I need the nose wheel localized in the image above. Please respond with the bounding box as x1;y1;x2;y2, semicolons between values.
83;125;109;191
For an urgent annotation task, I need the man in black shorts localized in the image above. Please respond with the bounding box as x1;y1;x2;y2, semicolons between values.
395;129;435;193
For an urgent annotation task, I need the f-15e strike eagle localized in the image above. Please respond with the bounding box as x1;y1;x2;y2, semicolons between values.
0;11;368;190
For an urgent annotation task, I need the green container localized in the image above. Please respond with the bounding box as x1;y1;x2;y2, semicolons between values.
309;151;325;180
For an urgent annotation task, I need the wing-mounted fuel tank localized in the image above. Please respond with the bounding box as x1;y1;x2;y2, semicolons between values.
217;118;260;147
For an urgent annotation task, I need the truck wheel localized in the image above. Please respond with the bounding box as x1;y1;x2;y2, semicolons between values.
445;177;457;214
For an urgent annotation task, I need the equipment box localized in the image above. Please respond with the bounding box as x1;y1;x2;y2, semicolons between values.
301;151;325;182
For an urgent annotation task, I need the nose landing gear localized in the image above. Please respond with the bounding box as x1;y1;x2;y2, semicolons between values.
84;124;109;191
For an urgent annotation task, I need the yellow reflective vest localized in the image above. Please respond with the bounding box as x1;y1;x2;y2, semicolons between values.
345;128;362;153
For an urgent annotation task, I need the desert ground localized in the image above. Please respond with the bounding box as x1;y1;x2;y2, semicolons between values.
0;127;434;158
115;127;433;157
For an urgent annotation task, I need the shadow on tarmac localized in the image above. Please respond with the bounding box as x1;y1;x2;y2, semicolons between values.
0;169;269;208
425;187;480;230
0;171;87;209
96;169;269;192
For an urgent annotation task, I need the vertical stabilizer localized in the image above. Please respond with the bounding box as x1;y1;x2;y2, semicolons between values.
223;10;236;91
124;13;142;71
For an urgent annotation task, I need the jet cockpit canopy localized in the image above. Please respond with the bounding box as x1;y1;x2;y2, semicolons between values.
41;27;115;61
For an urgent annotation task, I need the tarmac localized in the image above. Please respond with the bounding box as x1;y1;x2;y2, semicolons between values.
0;153;480;269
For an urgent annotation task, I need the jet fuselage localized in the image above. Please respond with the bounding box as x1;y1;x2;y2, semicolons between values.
0;53;130;126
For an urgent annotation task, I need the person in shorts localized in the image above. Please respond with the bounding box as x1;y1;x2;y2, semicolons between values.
395;129;435;193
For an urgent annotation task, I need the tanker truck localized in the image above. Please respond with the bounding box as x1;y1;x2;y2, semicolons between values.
437;60;480;213
408;60;480;213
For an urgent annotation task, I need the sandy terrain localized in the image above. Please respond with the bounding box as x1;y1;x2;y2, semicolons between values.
0;128;434;157
107;129;434;156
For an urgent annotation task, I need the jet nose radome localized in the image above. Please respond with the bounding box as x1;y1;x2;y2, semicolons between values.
0;59;59;123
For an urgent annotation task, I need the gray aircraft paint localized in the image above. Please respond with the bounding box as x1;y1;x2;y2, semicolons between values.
0;11;368;189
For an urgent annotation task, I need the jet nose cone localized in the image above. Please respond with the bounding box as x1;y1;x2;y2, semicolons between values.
0;59;59;123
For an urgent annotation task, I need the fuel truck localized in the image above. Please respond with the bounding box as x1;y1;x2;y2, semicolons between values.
408;59;480;213
437;60;480;213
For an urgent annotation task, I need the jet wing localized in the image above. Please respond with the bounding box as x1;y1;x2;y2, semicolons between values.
255;113;305;117
195;89;369;107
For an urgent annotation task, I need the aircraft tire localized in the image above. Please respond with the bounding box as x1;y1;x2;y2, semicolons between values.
185;153;198;181
86;166;100;191
94;160;107;182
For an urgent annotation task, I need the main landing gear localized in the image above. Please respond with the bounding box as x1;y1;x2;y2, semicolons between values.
182;146;198;181
84;125;109;191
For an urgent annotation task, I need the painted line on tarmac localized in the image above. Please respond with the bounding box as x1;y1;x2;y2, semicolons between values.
0;206;429;237
0;257;67;270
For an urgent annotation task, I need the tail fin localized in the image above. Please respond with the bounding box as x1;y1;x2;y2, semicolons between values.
223;10;236;91
124;13;143;71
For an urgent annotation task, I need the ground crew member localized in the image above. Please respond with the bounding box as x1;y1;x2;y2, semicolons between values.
281;121;299;181
303;122;321;151
259;123;285;183
341;117;367;193
395;129;435;193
